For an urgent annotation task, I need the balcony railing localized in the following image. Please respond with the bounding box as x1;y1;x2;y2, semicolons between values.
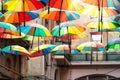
54;52;120;62
70;53;120;62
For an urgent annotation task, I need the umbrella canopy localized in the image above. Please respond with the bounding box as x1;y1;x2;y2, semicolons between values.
55;32;88;40
0;27;25;38
40;8;80;21
18;23;51;37
51;44;79;54
107;38;120;46
48;0;83;11
112;14;120;23
22;35;53;41
29;44;56;57
1;45;30;56
52;22;86;36
93;27;120;32
0;33;25;39
81;0;120;9
77;42;105;52
0;12;2;16
0;27;19;35
79;6;119;17
107;44;120;50
3;0;47;12
0;22;17;31
85;18;120;29
0;11;39;23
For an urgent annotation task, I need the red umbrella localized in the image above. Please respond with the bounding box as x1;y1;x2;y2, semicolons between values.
0;11;39;23
40;8;80;21
3;0;47;12
48;0;83;11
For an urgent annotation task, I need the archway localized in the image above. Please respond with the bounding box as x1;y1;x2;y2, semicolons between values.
75;74;116;80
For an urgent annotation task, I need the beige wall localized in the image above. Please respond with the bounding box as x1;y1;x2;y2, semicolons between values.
59;65;120;80
0;54;21;79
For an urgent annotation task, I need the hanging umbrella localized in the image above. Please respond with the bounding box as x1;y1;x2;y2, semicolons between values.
40;8;80;21
22;35;53;41
52;22;86;37
107;43;120;50
107;38;120;46
18;23;52;47
0;11;39;23
93;27;120;32
112;14;120;23
18;23;51;37
77;42;105;52
48;0;83;11
0;22;18;31
85;18;120;29
3;0;47;12
0;27;25;38
0;22;26;38
51;44;79;54
79;6;119;17
0;33;25;39
55;32;88;40
29;44;56;57
1;45;30;56
0;27;19;35
0;12;2;16
81;0;120;10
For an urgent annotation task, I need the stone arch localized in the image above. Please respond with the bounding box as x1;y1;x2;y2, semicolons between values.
75;74;116;80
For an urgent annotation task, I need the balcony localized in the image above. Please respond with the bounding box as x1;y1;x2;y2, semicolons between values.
53;52;120;65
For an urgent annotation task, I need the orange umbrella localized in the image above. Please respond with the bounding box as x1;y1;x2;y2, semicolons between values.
0;11;39;23
48;0;83;11
40;8;80;21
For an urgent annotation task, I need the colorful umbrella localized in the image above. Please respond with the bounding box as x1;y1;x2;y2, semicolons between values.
0;11;39;23
79;6;119;17
0;27;19;35
1;45;30;56
93;27;120;32
55;32;88;40
40;8;80;21
112;14;120;23
18;23;51;37
51;44;79;54
85;18;120;29
0;27;25;38
18;23;52;47
0;33;25;39
77;42;105;52
52;22;86;36
0;12;2;16
81;0;120;9
0;22;17;31
107;44;120;50
29;44;56;57
3;0;47;12
48;0;83;11
22;35;53;41
107;38;120;46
